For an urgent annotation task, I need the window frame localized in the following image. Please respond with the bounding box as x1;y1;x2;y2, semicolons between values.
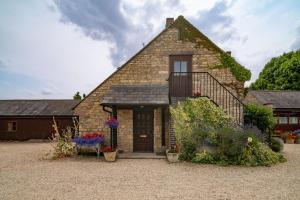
278;116;288;124
289;116;298;124
7;121;17;132
173;60;188;76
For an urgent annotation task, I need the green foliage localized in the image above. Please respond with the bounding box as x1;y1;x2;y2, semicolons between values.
192;138;286;166
270;137;284;152
171;98;285;166
51;128;74;159
51;120;75;159
216;127;248;160
170;97;234;148
192;151;216;164
239;141;286;166
73;91;82;100
244;103;276;133
251;50;300;90
218;53;251;82
178;138;197;161
173;16;251;82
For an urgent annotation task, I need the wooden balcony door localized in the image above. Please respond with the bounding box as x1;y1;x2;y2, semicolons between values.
169;55;192;97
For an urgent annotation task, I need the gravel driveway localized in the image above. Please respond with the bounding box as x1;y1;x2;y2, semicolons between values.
0;142;299;200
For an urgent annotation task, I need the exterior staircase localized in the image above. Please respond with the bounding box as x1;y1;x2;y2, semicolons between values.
168;72;244;146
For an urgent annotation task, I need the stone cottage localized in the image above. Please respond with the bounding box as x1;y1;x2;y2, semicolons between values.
74;16;250;153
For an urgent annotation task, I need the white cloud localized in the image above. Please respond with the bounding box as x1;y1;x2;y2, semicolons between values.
0;1;114;98
224;0;300;84
0;0;299;98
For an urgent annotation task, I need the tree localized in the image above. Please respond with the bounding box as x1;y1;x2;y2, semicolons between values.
244;103;276;134
73;92;82;100
250;49;300;90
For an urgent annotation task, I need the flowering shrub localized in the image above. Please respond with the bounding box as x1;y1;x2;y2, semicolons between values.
287;133;296;140
73;132;104;146
106;117;119;129
171;98;286;166
82;132;104;139
239;140;286;166
50;119;75;159
103;146;114;152
193;91;201;97
192;151;215;164
170;97;234;149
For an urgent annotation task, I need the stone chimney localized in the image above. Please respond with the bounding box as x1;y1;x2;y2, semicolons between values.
226;51;231;56
165;18;174;28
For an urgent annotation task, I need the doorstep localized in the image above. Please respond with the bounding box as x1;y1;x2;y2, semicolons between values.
118;153;166;159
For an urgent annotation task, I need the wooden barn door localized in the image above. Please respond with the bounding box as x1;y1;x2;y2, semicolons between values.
133;107;154;152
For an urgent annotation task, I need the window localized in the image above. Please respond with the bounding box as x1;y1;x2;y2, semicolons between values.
278;117;288;124
289;116;298;124
8;121;17;132
174;61;181;72
174;60;188;75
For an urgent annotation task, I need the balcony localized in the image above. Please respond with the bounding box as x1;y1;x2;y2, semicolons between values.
168;72;244;125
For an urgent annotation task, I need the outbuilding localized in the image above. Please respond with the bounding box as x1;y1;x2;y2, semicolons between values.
245;90;300;134
0;100;79;140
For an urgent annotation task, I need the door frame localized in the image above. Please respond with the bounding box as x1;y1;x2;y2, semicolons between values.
133;106;154;152
169;55;193;97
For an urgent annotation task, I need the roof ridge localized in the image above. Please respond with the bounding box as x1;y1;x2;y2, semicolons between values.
173;15;224;53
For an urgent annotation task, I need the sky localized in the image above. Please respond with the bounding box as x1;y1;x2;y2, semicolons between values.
0;0;299;99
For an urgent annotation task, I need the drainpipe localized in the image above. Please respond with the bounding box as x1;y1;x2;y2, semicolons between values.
102;105;113;147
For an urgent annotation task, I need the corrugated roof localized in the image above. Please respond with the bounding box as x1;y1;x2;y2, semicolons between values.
102;84;169;105
0;100;79;116
247;90;300;109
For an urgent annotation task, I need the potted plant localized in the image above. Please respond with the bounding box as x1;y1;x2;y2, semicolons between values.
293;129;300;144
193;91;201;98
103;146;117;162
286;133;296;144
166;146;179;163
105;117;119;129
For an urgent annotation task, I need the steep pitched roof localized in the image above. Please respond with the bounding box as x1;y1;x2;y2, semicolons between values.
247;90;300;109
102;84;169;105
172;16;224;53
0;100;79;116
74;15;240;109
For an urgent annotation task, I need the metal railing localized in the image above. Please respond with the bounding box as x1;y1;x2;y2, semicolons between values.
168;72;244;125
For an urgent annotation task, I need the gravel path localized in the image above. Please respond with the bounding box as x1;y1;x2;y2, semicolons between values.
0;142;299;200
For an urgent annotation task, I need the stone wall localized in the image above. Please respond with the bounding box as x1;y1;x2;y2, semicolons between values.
154;108;162;152
117;109;133;152
74;25;244;152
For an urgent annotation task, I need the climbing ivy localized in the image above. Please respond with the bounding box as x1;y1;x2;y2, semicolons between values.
218;53;251;82
173;16;251;82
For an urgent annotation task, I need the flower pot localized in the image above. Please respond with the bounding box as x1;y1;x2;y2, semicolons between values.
286;138;295;144
166;150;179;163
104;151;117;162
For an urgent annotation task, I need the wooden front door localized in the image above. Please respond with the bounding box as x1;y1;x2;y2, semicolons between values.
133;107;154;152
169;55;192;97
